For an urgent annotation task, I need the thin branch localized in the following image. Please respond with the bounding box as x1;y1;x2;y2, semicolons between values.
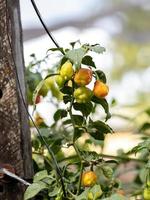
58;153;146;164
30;0;60;48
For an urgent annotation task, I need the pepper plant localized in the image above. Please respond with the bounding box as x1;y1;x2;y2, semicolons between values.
24;42;150;200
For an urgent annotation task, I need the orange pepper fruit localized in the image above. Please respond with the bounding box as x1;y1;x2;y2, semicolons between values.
93;80;109;98
74;68;92;86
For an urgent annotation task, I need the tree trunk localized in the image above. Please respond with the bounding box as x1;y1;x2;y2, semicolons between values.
0;0;33;199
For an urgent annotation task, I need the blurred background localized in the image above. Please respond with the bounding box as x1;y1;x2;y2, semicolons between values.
20;0;150;155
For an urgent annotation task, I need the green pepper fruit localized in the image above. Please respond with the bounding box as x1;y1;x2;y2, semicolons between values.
38;83;48;97
74;87;93;103
144;187;150;200
87;188;103;200
147;181;150;187
60;60;74;80
88;191;94;200
45;77;63;100
55;75;65;88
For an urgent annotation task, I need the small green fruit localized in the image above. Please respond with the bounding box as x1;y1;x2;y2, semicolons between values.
74;87;93;103
60;61;74;80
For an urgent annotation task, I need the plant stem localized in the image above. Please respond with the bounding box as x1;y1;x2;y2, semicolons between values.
73;143;82;161
68;95;83;194
58;153;146;163
77;162;83;195
100;153;146;163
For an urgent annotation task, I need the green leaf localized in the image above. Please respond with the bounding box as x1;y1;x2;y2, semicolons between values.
33;170;48;182
82;55;96;68
32;79;45;112
91;96;111;121
65;48;86;68
33;73;57;112
75;188;89;200
73;102;93;117
76;185;102;200
72;115;84;126
60;86;73;95
30;53;36;58
63;95;72;104
111;98;117;106
139;122;150;132
90;45;105;54
47;47;64;54
63;119;72;125
60;56;68;66
95;70;107;83
129;139;150;154
85;44;106;54
101;166;113;179
88;120;113;140
74;127;85;141
38;128;51;137
70;40;81;48
83;44;105;54
103;194;127;200
145;108;150;116
105;159;119;164
139;167;149;183
81;151;101;162
53;109;68;121
24;181;48;200
32;138;41;151
89;185;103;199
48;186;60;197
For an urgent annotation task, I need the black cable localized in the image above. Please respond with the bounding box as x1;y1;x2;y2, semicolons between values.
30;0;60;48
5;0;66;197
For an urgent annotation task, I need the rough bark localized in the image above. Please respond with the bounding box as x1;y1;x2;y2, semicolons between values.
0;0;33;199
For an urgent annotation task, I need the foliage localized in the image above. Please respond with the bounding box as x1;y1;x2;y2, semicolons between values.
25;41;150;200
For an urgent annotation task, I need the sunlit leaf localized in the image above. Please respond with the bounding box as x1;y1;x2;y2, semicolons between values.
65;48;86;69
83;44;106;54
33;170;48;182
24;181;48;200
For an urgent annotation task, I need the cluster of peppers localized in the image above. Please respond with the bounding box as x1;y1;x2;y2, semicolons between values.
43;60;109;104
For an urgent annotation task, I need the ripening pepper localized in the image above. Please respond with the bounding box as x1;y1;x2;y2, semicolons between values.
93;80;109;98
74;68;92;86
81;171;97;187
60;60;74;80
74;87;93;103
